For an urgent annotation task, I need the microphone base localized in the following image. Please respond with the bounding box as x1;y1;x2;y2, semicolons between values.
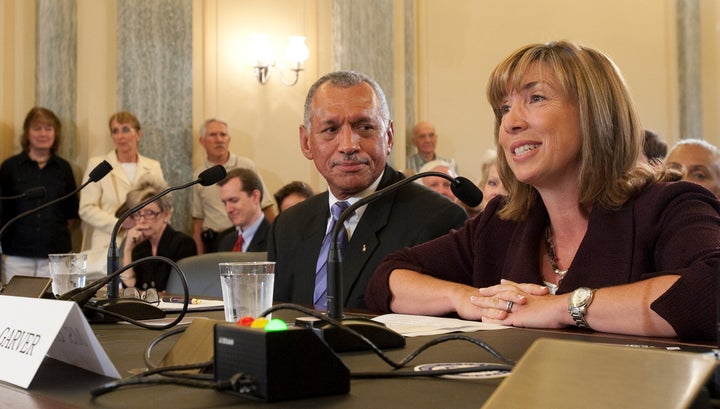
295;315;405;352
83;297;166;323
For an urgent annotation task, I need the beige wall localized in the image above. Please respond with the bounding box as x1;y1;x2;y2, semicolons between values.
416;0;683;183
701;0;720;144
195;0;325;198
0;0;35;159
1;0;719;201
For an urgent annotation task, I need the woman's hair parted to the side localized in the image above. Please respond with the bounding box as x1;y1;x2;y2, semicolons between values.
21;107;62;153
486;40;657;222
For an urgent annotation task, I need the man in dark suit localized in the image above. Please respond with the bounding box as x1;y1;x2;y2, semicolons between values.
217;168;269;252
268;71;468;310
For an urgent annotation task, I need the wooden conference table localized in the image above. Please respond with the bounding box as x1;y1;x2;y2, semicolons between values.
0;307;716;409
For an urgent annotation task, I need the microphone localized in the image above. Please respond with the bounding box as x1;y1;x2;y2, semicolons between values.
448;176;484;208
196;164;227;186
88;160;114;183
299;171;483;352
60;165;227;321
0;186;46;200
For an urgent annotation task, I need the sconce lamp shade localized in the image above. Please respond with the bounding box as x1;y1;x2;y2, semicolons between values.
250;34;274;67
250;34;308;86
286;36;309;67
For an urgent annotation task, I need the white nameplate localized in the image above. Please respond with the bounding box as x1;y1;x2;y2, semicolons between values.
0;296;120;388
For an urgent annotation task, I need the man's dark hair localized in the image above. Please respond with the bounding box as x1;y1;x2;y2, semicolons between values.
218;168;264;202
643;129;667;164
273;181;314;211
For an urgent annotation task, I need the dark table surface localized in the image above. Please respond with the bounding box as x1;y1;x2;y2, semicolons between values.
2;306;716;409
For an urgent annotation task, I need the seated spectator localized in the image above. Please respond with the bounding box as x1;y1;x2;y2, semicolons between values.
217;168;270;252
274;181;314;212
664;138;720;197
478;150;508;211
119;175;196;292
406;121;456;174
416;159;458;202
640;129;667;166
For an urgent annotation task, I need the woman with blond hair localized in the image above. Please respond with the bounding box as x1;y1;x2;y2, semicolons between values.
119;175;196;293
79;111;165;274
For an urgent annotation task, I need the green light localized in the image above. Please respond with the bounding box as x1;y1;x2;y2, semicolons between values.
264;318;288;332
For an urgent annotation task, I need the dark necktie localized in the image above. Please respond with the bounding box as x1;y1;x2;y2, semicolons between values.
232;232;244;252
314;201;350;308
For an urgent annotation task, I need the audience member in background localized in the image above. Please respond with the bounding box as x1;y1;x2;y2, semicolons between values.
418;160;483;218
216;168;270;252
664;138;720;197
367;40;720;341
268;70;468;310
192;118;275;254
0;107;79;283
405;121;457;174
119;175;196;293
477;150;508;211
417;159;458;202
640;129;667;166
79;111;165;275
274;181;314;212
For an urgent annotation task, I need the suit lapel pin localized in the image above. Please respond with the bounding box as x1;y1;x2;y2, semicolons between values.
362;244;367;252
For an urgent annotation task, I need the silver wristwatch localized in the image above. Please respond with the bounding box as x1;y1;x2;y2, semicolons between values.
568;287;595;329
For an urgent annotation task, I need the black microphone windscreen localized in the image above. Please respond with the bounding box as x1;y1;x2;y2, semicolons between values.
88;160;113;182
24;187;46;199
451;176;483;207
198;165;227;186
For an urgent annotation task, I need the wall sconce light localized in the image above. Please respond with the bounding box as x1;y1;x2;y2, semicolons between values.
250;34;309;86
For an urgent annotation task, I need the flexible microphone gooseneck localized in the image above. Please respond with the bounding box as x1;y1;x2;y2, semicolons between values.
327;171;482;319
299;171;482;352
0;186;47;201
58;165;227;323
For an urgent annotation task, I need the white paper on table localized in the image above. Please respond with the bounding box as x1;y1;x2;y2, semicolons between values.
158;299;224;312
372;313;510;337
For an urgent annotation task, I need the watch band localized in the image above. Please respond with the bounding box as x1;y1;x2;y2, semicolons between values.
570;305;591;328
568;287;594;329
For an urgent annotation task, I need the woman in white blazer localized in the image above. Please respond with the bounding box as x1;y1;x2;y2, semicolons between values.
79;111;165;274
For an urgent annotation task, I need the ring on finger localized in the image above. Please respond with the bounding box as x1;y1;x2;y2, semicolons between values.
505;300;514;313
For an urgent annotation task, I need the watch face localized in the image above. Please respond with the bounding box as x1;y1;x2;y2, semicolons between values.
571;287;592;306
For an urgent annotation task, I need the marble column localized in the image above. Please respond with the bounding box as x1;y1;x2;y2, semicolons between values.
332;0;400;165
677;0;703;139
36;0;78;166
116;0;193;231
403;0;416;163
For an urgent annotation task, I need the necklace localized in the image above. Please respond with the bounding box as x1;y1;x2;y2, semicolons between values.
544;225;568;278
